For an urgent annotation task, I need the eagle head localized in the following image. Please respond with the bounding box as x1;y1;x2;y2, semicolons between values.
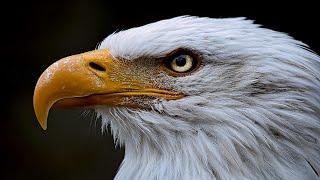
34;16;320;179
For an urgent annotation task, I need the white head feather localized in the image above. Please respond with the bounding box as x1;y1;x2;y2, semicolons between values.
97;16;320;180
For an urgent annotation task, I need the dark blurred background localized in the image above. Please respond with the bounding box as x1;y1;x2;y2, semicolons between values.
2;0;319;179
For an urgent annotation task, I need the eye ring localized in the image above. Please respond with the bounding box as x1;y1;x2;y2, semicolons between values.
161;49;201;76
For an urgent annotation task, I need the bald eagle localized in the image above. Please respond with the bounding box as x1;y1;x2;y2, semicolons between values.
34;16;320;179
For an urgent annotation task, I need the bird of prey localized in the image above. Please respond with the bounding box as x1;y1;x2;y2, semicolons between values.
33;16;320;180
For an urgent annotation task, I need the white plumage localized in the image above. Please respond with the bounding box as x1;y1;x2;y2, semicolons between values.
94;16;320;180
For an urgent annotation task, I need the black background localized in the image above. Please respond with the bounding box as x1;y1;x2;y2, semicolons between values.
3;0;319;179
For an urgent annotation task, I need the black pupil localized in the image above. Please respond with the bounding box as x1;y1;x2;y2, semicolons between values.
175;55;187;66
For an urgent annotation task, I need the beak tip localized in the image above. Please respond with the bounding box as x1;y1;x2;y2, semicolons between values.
40;123;47;130
34;103;48;131
34;86;50;131
35;114;48;130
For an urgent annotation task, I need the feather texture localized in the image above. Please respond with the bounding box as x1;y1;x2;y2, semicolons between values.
97;16;320;180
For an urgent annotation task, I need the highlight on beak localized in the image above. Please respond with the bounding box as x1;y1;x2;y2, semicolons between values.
33;49;114;130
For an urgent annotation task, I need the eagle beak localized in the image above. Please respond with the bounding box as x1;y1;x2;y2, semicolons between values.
33;49;183;130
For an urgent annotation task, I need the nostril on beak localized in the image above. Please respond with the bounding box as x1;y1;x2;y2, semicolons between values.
89;62;106;72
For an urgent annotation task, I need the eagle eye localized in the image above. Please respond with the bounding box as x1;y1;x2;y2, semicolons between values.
162;50;200;76
170;54;193;72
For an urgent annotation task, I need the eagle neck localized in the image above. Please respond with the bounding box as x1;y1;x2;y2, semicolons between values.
114;131;218;180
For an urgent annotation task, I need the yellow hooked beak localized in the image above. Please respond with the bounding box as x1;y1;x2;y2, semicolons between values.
33;49;183;130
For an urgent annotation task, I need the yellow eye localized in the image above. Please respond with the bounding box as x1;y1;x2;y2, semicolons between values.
170;54;194;72
161;50;201;76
